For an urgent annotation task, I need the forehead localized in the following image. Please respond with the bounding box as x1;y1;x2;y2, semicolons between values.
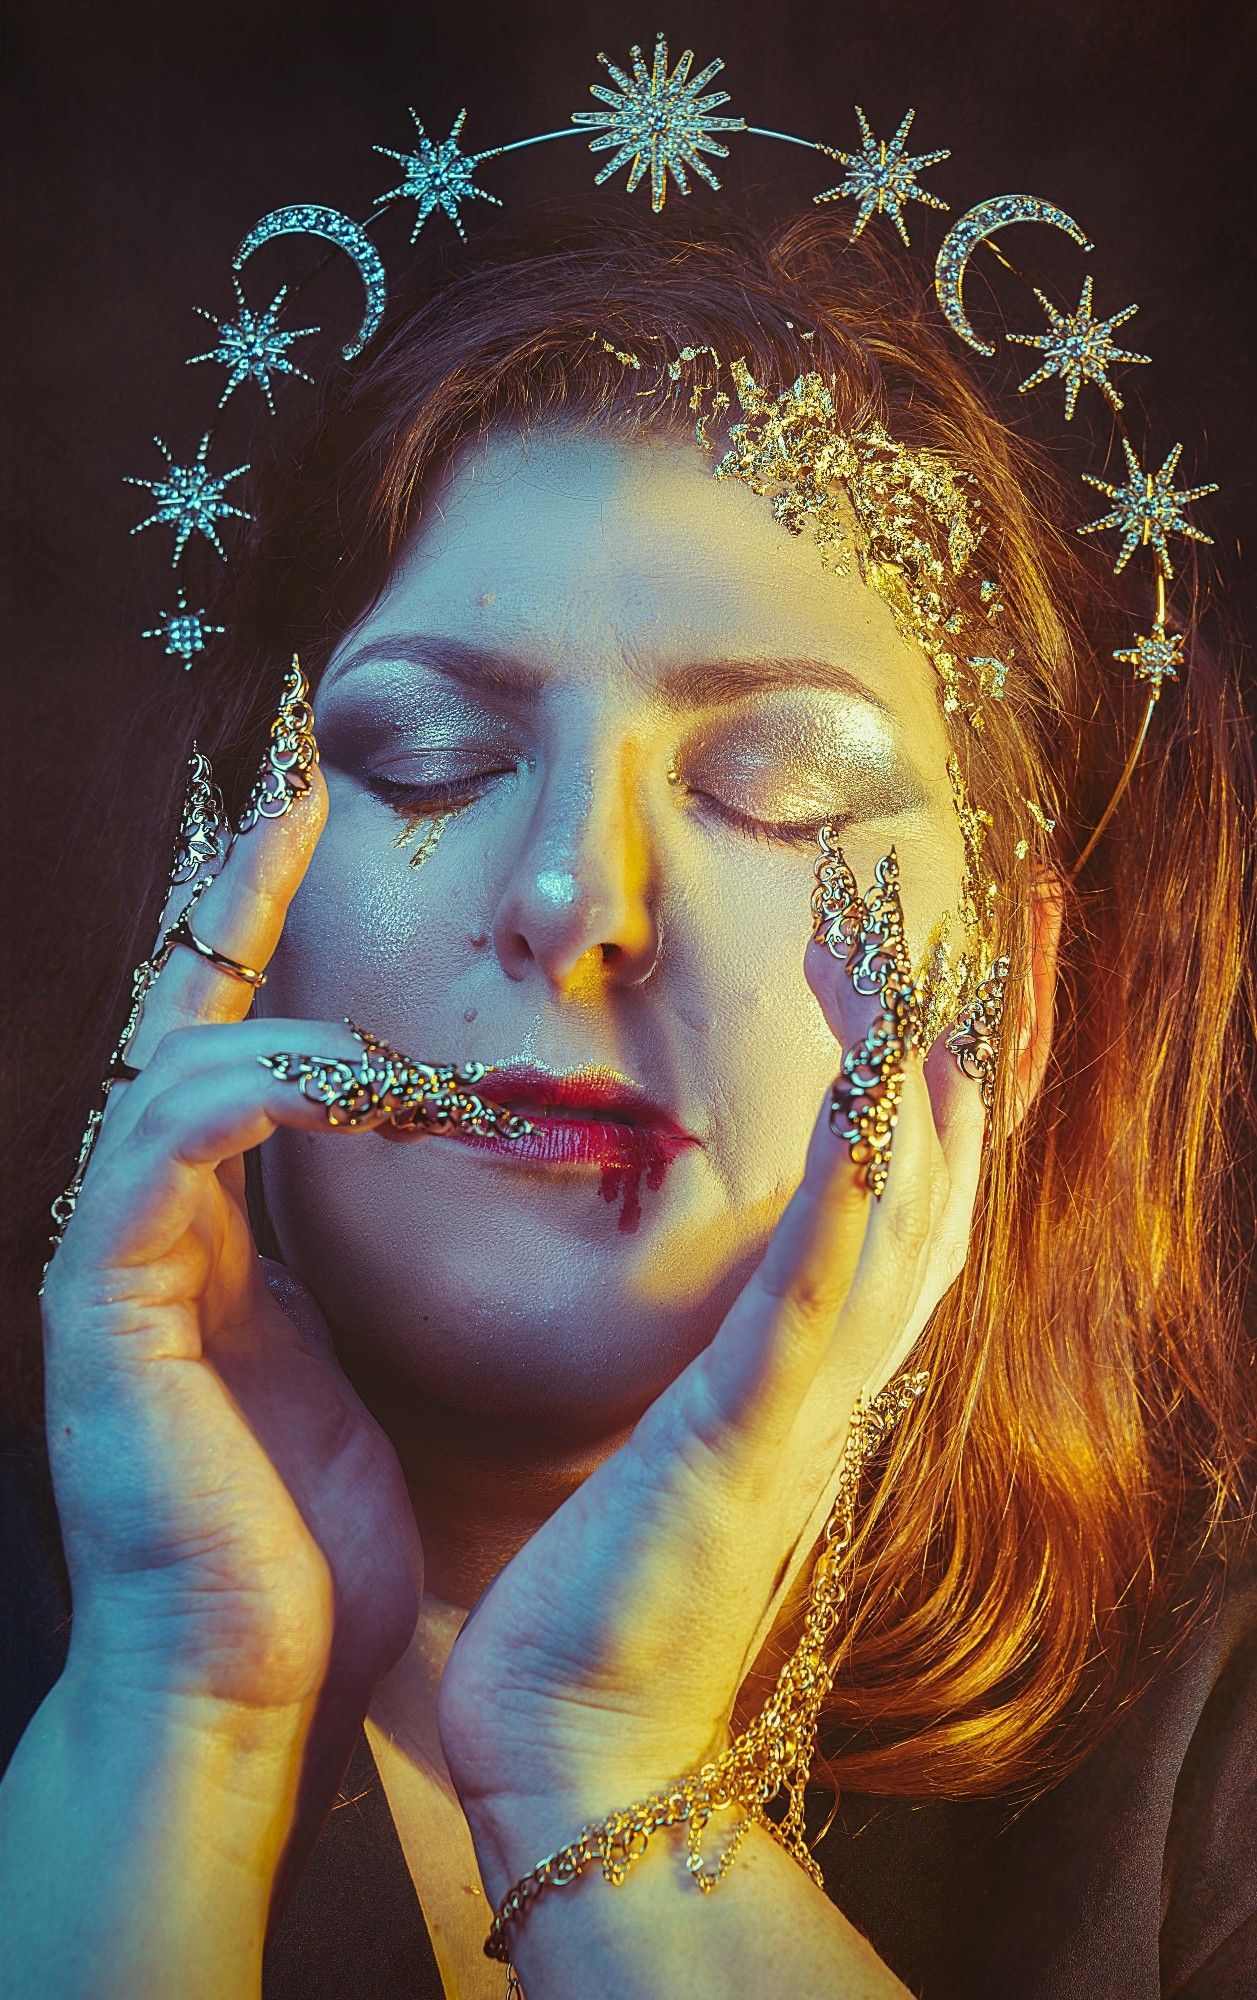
347;423;948;737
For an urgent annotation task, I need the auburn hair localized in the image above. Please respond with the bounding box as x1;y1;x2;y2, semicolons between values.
12;203;1256;1802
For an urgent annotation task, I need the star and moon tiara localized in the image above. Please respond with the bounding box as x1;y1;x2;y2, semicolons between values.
124;29;1217;887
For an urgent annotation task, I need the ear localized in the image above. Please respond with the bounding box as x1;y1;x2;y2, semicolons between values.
1006;863;1064;1135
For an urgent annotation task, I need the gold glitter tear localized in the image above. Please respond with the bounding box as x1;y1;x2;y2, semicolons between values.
393;813;453;870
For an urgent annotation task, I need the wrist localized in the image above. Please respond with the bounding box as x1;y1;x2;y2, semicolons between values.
56;1643;316;1810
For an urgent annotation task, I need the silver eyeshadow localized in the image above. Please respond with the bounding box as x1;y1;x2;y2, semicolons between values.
316;648;933;826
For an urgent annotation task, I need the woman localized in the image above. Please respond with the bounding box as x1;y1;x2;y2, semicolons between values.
2;207;1254;1999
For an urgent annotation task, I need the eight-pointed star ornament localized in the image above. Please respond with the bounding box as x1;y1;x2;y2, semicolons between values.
187;278;320;415
1008;275;1151;420
142;588;227;669
375;107;504;242
815;106;950;246
1079;438;1218;578
124;434;251;567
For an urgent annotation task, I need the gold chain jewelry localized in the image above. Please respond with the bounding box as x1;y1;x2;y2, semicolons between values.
484;1367;930;1993
43;871;214;1276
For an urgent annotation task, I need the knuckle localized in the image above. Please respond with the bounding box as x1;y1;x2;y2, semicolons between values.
149;1022;202;1069
885;1183;932;1259
135;1086;184;1149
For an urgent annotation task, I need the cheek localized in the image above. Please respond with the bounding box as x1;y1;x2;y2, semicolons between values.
262;804;483;1024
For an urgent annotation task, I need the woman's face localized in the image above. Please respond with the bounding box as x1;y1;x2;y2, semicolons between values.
260;422;969;1439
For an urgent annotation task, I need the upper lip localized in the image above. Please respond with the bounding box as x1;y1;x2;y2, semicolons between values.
478;1063;697;1141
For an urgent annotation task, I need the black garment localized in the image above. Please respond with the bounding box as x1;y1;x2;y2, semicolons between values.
3;1423;1254;2000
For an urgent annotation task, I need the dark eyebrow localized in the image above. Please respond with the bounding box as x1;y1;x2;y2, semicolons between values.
322;634;899;718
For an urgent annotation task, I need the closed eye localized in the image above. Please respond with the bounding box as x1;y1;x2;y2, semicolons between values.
366;770;848;850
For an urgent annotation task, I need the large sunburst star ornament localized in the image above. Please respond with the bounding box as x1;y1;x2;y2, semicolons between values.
187;278;320;415
1079;438;1218;578
124;434;251;566
815;107;950;247
374;108;504;242
141;588;226;669
1113;618;1187;699
1007;274;1150;419
571;33;747;212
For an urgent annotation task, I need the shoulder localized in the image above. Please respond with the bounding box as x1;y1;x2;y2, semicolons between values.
0;1418;71;1776
1159;1537;1257;1996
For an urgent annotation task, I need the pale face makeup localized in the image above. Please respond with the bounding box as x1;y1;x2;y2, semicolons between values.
258;423;967;1448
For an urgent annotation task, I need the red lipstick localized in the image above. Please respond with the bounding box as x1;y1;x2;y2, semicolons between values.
456;1063;699;1172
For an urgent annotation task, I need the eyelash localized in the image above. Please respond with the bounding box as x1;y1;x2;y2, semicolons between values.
365;772;842;851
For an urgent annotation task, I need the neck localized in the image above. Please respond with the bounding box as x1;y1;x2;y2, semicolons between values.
347;1344;631;1603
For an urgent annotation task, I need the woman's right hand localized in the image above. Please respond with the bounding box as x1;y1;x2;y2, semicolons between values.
39;752;424;1739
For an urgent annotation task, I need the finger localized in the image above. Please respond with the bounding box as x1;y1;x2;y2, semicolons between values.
679;906;905;1469
737;1044;945;1680
87;1015;366;1171
135;762;327;1051
45;1035;409;1297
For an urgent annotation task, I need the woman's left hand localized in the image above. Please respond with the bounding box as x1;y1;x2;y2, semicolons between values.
438;845;988;1884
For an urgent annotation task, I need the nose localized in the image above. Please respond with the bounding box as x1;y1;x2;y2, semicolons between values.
489;737;662;995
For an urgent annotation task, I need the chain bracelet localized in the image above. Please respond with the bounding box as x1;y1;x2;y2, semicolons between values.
484;1366;930;1992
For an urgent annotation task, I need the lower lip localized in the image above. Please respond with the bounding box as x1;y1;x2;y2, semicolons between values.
451;1109;697;1170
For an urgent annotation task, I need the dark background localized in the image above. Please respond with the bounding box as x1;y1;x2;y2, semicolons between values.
2;0;1254;1393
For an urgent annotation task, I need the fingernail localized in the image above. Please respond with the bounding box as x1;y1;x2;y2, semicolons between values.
811;824;864;959
169;742;228;888
845;847;913;1000
235;654;319;835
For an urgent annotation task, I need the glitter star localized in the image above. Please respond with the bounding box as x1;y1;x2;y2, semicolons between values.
187;279;319;415
141;589;226;669
815;107;950;246
571;32;746;213
375;108;503;242
125;435;251;567
1079;438;1217;578
1112;619;1186;699
1008;276;1150;420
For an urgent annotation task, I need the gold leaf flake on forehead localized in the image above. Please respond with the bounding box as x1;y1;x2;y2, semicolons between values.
597;336;1011;731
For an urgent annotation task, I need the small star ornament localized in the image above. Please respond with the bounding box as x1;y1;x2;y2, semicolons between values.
815;107;950;246
1079;438;1217;578
187;278;320;415
572;32;747;212
142;588;226;669
1113;619;1187;699
125;435;251;566
1008;275;1150;419
375;108;503;242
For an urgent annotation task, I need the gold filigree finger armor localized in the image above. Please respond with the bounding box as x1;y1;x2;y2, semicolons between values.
259;1020;536;1139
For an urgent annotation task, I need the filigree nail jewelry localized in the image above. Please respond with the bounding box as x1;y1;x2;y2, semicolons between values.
944;953;1011;1111
258;1018;536;1138
169;744;228;887
812;832;914;996
236;654;319;833
846;847;913;997
828;974;923;1200
811;824;865;958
